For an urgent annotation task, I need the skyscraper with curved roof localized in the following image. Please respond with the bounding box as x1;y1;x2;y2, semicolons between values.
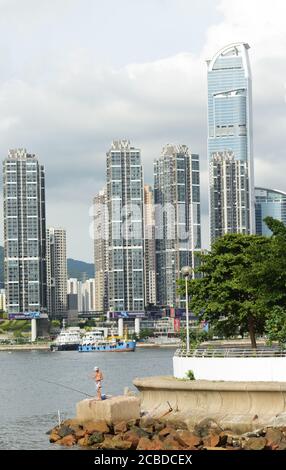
207;43;255;242
255;187;286;236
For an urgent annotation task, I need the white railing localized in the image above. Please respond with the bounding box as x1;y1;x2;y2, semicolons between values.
175;347;286;358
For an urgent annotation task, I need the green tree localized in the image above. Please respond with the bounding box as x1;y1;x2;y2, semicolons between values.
139;328;153;340
265;307;286;346
179;326;210;349
178;234;273;348
51;320;61;328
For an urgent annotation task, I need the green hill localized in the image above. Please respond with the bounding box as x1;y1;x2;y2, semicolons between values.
67;258;94;281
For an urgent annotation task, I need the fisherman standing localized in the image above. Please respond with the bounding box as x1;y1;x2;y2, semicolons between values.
92;366;103;400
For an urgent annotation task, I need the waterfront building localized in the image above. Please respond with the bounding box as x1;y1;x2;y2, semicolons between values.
106;140;145;312
154;144;201;308
207;43;255;242
3;149;47;314
255;187;286;236
94;187;109;312
46;227;67;318
143;185;157;306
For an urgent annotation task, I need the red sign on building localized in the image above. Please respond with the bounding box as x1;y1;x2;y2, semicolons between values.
174;318;181;332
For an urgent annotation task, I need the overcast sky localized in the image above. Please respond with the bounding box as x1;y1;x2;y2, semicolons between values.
0;0;286;261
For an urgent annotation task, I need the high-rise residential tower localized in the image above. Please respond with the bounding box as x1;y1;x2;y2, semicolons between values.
94;187;109;312
154;144;201;308
106;140;145;312
255;187;286;236
46;227;67;318
143;184;156;306
207;43;255;242
3;149;47;314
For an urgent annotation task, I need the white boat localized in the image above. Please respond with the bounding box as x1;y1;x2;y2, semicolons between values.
51;327;81;351
80;330;104;347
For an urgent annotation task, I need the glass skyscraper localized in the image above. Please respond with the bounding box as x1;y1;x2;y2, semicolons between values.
154;144;201;308
255;187;286;236
3;149;47;315
106;140;145;312
207;43;255;242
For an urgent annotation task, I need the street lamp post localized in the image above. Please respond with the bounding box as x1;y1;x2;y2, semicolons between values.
181;266;192;354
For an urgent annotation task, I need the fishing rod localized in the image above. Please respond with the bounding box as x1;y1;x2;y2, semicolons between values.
38;377;94;398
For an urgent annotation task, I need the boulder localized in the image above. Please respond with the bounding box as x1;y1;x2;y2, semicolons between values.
49;431;61;443
158;426;175;439
123;430;140;449
265;428;283;449
76;396;140;424
162;436;182;450
61;418;81;428
203;433;221;448
58;425;74;438
77;436;89;446
111;436;133;450
58;435;76;446
150;437;164;450
127;418;140;429
129;425;150;439
194;418;222;438
137;437;154;450
88;432;105;445
154;421;166;432
177;430;202;448
100;436;132;450
83;420;110;434
244;437;267;451
139;416;155;430
75;429;86;439
114;421;128;434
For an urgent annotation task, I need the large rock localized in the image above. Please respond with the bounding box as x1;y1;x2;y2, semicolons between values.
244;437;267;450
265;428;283;449
49;431;61;443
123;430;140;449
57;435;76;446
114;421;128;434
101;436;133;450
83;420;110;434
76;396;140;424
177;430;202;448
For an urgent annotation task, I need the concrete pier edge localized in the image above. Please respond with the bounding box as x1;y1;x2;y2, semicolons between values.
133;376;286;433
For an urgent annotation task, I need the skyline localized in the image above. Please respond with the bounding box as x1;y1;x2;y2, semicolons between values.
0;0;286;261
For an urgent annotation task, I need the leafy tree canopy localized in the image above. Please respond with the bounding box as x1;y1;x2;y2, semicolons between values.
178;219;286;348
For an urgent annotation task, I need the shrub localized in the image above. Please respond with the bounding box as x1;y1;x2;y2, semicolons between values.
185;370;195;380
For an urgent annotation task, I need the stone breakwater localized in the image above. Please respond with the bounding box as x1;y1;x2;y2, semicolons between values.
48;417;286;450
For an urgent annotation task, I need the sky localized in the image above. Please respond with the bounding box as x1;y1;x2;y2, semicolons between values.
0;0;286;261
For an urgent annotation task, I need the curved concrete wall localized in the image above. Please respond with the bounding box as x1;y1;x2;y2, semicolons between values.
173;356;286;382
133;376;286;433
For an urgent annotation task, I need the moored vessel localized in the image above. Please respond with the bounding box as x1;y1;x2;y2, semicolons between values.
50;327;81;351
78;337;136;352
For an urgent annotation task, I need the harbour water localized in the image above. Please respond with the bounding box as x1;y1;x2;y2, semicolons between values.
0;348;174;449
